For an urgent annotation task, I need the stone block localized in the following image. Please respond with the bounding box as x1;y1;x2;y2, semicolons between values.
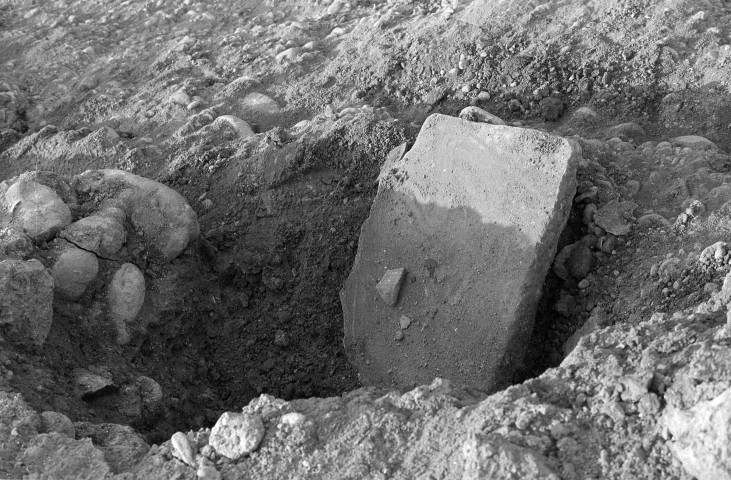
341;114;579;391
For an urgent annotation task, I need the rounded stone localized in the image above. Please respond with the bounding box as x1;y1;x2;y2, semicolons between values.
566;243;593;280
40;411;75;438
52;248;99;300
209;412;265;460
5;180;72;242
62;215;126;257
109;263;145;345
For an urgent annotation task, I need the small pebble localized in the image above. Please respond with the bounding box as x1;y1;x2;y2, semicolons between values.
197;465;221;480
171;432;196;466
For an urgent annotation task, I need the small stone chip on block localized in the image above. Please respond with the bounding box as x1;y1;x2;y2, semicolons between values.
341;113;579;392
375;268;406;306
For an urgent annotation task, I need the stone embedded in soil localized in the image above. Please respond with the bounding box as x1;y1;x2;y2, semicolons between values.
209;412;265;460
593;200;637;236
458;106;505;125
0;259;54;346
61;214;126;257
566;242;593;280
74;422;149;473
663;386;731;480
21;433;110;479
0;226;33;259
671;135;718;151
74;368;115;400
212;115;255;139
341;113;579;391
74;169;199;261
108;263;146;345
462;433;561;480
51;247;99;300
171;431;195;466
40;411;75;438
375;268;406;307
3;180;72;242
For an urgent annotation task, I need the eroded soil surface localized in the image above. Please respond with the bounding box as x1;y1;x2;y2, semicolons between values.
3;0;731;478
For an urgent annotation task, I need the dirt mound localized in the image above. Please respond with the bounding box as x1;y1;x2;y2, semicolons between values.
2;0;731;478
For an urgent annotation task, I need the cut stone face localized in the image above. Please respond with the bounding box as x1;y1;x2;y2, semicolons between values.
341;114;579;392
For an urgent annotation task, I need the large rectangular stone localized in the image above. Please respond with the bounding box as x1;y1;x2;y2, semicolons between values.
341;114;579;391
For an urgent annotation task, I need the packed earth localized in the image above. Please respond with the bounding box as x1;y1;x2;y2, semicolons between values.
3;0;731;478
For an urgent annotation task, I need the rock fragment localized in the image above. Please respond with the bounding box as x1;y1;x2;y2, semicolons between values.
594;200;637;235
74;368;115;400
61;214;126;257
0;259;54;346
51;247;99;300
671;135;718;151
171;432;195;466
341;114;579;391
4;180;72;242
375;268;406;307
663;386;731;480
209;412;265;460
458;106;505;125
40;411;75;438
74;169;199;261
108;263;146;345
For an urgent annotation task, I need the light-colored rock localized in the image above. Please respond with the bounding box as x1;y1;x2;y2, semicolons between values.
458;106;505;125
594;200;637;235
663;386;731;480
341;113;579;391
212;115;255;139
209;412;265;460
61;215;126;257
4;180;72;242
108;263;146;345
74;368;115;399
74;170;199;261
52;247;99;300
671;135;718;151
463;434;560;480
171;432;195;466
563;308;605;355
375;268;406;306
21;433;110;479
0;259;54;346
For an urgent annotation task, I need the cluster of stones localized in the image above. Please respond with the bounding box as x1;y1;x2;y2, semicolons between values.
0;169;199;348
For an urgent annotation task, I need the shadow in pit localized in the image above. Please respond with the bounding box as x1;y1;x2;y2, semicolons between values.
341;186;570;394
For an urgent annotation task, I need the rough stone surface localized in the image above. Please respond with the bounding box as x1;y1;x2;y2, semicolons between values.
0;259;54;346
672;135;718;151
40;411;75;438
593;200;637;236
209;412;265;460
341;114;579;391
73;169;199;261
21;433;110;479
74;422;149;473
51;246;99;300
3;180;72;242
0;226;33;260
663;386;731;480
108;262;146;345
61;214;126;257
374;268;406;306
